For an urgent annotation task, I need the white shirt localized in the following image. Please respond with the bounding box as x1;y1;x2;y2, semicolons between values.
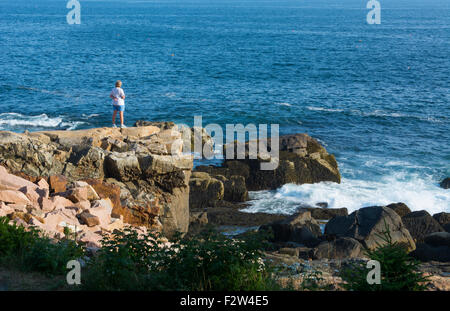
111;87;125;106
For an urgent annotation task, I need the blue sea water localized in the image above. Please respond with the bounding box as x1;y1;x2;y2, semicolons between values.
0;0;449;213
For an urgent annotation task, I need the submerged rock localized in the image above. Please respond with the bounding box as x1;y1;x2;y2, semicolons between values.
439;177;450;189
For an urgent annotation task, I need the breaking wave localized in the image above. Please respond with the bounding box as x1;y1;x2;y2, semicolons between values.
0;113;84;131
242;172;450;216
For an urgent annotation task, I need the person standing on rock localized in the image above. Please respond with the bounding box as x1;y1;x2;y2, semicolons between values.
110;80;127;128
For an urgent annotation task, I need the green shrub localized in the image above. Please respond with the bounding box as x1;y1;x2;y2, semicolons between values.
0;217;84;275
83;227;280;291
340;224;429;291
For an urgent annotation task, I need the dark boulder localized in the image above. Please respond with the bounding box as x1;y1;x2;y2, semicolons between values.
260;210;322;247
313;237;362;260
386;202;411;217
432;212;450;227
402;211;444;243
325;206;415;252
439;177;450;189
410;232;450;262
214;175;248;202
444;223;450;233
189;172;224;209
411;245;450;262
424;232;450;248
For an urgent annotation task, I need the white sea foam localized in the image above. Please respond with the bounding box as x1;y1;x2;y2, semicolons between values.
275;102;292;107
0;113;83;131
306;106;344;112
242;173;450;216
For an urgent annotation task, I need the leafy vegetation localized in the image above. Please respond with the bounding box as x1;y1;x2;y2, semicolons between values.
0;217;84;275
340;224;429;291
82;228;280;291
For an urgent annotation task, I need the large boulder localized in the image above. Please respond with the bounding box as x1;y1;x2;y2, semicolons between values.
105;152;141;182
79;211;100;227
325;206;416;252
401;211;444;243
212;175;248;202
260;210;322;247
48;175;68;193
444;223;450;233
196;133;340;191
432;212;450;227
158;182;191;237
0;166;38;191
313;237;363;260
424;232;450;247
411;232;450;262
386;202;411;217
88;199;113;227
63;146;105;180
0;190;31;205
189;172;224;209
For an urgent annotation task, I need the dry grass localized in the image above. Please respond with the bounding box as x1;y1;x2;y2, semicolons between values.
0;266;72;291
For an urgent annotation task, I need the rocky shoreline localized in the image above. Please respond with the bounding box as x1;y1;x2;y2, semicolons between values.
0;122;448;290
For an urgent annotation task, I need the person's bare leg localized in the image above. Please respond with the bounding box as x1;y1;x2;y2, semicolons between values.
120;111;124;126
112;110;117;125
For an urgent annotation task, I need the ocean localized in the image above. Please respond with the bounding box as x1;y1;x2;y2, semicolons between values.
0;0;449;214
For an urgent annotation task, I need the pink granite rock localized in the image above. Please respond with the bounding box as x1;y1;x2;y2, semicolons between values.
103;218;124;232
79;211;100;227
71;182;100;201
50;196;75;210
0;190;31;205
88;199;113;227
0;168;38;191
65;187;88;203
39;197;54;212
43;209;81;233
19;186;41;204
37;178;50;190
0;202;14;217
75;200;91;211
78;230;103;248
